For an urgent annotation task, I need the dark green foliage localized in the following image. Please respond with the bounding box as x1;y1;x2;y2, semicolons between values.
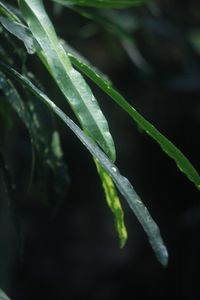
0;0;200;277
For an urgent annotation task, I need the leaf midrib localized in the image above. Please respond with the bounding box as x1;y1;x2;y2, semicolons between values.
22;0;115;160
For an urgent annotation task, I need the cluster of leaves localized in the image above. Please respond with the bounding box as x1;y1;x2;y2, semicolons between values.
0;1;200;283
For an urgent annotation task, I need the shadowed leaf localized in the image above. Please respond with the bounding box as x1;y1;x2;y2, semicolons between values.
51;0;146;9
0;62;168;266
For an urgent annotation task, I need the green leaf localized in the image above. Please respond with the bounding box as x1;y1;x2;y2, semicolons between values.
0;71;30;123
0;70;69;200
0;62;168;266
51;0;146;9
64;46;200;191
0;0;21;22
0;9;126;246
19;0;116;162
19;0;128;246
95;158;127;248
0;16;35;54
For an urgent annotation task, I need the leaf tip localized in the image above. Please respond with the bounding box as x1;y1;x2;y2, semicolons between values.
157;244;169;267
119;231;128;249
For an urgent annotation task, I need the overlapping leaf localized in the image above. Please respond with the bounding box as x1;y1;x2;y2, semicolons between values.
17;0;129;246
0;15;35;54
0;61;168;266
0;0;127;249
0;0;21;22
0;7;126;239
0;68;69;201
19;0;116;161
2;14;198;193
1;2;200;258
63;45;200;190
95;159;127;248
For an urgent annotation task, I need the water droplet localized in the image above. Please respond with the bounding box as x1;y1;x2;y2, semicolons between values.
112;167;117;172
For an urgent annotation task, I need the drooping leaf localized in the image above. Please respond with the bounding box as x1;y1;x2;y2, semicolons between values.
0;10;127;244
51;0;146;9
1;7;199;255
19;0;116;162
19;0;129;246
0;14;127;240
0;0;21;22
0;16;35;54
0;62;168;266
1;7;199;248
95;158;127;248
0;70;69;200
63;45;200;190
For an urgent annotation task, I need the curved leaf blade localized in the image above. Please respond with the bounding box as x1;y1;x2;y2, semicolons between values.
19;0;116;162
95;159;127;248
0;9;126;250
65;47;200;190
0;1;21;22
0;16;35;54
19;0;127;246
0;62;168;266
0;70;69;200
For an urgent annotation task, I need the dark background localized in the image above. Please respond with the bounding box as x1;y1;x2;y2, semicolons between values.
1;0;200;299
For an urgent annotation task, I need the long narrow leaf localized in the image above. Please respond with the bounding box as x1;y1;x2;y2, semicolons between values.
19;0;130;246
64;47;200;190
5;0;197;193
0;62;168;266
52;0;145;9
0;10;127;247
95;158;127;248
19;0;116;161
0;0;21;22
0;70;69;200
0;16;35;54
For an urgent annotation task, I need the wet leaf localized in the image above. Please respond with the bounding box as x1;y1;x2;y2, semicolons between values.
64;45;200;191
0;62;168;266
0;0;21;22
0;16;35;54
19;0;116;161
19;0;129;246
95;159;127;248
0;70;69;200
